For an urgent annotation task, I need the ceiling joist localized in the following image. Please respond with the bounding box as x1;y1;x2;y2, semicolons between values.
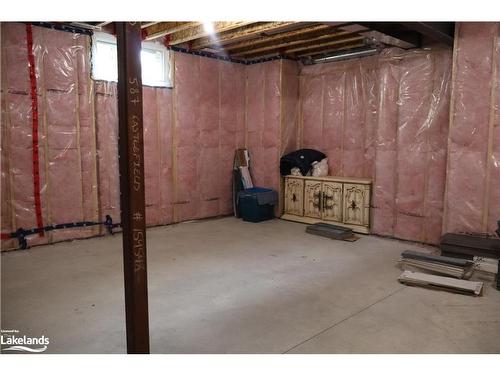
221;24;334;53
285;36;366;55
165;21;255;45
230;30;356;57
144;22;201;41
233;34;364;58
297;42;367;58
190;22;300;50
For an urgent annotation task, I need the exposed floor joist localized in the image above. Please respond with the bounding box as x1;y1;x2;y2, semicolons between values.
163;21;255;45
76;21;454;62
221;24;335;53
230;30;357;57
236;35;366;59
300;43;367;58
144;22;201;41
190;22;300;50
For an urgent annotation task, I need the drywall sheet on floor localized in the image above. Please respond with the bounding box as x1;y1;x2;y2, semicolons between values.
1;23;99;249
245;60;281;192
299;48;451;244
444;22;500;235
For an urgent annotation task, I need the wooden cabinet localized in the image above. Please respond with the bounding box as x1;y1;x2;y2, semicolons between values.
343;183;370;227
304;180;322;218
322;181;343;222
282;176;371;234
284;178;304;216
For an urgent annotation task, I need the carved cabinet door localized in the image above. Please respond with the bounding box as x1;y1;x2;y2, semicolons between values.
343;183;370;226
321;181;343;222
284;178;304;216
304;180;322;218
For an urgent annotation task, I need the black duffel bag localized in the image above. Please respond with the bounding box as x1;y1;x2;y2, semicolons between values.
280;148;326;176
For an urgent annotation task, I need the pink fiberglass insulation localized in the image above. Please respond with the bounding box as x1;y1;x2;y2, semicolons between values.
1;24;99;249
245;60;281;192
219;61;246;215
173;52;246;221
156;88;175;224
300;57;378;178
281;60;300;155
1;23;48;248
96;83;175;228
444;23;500;236
490;25;500;234
143;86;163;225
173;52;202;222
198;57;221;219
94;81;120;226
299;49;451;244
34;26;99;243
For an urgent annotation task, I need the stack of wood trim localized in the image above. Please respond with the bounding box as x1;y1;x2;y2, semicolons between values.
305;222;354;240
398;271;483;296
472;256;499;281
440;233;500;259
398;250;474;279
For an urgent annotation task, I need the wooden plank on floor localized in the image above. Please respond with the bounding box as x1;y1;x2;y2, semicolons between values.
398;270;483;296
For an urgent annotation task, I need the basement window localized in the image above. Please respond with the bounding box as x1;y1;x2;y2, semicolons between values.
91;32;172;88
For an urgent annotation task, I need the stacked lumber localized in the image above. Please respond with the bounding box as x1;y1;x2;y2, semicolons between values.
440;233;500;259
398;271;483;296
472;256;499;281
398;250;474;279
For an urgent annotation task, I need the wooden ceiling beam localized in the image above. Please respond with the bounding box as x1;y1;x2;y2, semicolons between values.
144;22;200;41
233;34;364;58
141;22;159;29
166;21;256;45
190;22;302;50
296;42;366;57
283;36;366;54
230;30;356;56
222;24;334;53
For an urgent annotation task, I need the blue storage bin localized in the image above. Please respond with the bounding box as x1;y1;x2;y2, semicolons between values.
238;187;277;223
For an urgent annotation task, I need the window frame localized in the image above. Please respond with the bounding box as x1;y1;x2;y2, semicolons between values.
91;31;172;88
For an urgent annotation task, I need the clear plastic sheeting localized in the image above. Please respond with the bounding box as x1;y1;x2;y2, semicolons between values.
245;60;281;193
173;52;246;222
1;23;99;249
281;60;300;156
94;81;120;224
299;48;451;244
443;22;500;235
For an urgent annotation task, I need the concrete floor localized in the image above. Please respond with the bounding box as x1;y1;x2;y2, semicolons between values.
1;217;499;354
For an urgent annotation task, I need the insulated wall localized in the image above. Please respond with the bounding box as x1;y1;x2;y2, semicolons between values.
299;48;451;244
1;23;99;249
1;25;247;250
245;60;282;193
443;23;500;235
173;52;246;222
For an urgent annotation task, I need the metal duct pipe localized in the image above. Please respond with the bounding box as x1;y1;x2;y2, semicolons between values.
311;47;379;64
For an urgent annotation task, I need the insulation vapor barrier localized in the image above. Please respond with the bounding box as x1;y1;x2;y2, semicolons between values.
1;23;99;248
173;52;246;222
3;21;500;250
443;23;500;236
245;60;281;193
299;48;452;244
1;23;247;249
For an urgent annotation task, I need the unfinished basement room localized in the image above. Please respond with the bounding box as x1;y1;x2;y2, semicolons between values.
1;3;500;368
